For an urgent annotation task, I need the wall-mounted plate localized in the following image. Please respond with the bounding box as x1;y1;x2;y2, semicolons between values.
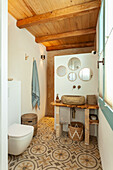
79;68;93;81
68;72;77;82
56;65;67;77
68;57;81;71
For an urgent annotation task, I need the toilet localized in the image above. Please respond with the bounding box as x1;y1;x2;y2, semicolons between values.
8;124;34;155
8;81;34;155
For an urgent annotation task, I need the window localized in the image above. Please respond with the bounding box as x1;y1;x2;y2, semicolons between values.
99;1;104;98
105;31;113;107
99;2;103;54
104;0;113;107
105;0;113;38
98;0;113;130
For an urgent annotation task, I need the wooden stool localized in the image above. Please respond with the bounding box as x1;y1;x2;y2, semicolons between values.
21;113;38;136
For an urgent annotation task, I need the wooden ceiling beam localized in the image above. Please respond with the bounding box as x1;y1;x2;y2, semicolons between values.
17;0;101;28
35;28;96;43
46;42;94;51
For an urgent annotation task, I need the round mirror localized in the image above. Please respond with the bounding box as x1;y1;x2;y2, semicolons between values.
57;65;67;77
79;68;93;81
68;57;81;71
68;72;77;81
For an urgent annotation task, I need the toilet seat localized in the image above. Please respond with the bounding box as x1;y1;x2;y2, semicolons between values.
8;123;34;138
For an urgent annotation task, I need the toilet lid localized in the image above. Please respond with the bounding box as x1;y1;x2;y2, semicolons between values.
8;123;34;138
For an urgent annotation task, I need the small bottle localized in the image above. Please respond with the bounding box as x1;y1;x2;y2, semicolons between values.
56;94;59;100
56;94;60;103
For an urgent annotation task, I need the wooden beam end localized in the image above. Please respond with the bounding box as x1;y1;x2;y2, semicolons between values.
35;37;40;43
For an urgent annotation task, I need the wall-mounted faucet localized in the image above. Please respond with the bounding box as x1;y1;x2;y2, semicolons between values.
78;85;81;89
73;85;76;89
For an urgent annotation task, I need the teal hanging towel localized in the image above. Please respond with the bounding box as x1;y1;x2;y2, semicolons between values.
32;60;40;109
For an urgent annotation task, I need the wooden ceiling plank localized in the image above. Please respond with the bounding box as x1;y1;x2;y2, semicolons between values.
46;42;94;51
17;0;101;28
42;34;95;47
35;28;96;43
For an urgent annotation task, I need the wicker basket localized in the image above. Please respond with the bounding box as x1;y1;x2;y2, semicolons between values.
68;122;83;141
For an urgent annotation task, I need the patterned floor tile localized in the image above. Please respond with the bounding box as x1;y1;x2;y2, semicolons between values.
8;117;102;170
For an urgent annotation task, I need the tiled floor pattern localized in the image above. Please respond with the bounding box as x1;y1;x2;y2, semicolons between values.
8;117;102;170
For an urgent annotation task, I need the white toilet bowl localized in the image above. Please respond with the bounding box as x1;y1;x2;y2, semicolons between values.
8;123;34;155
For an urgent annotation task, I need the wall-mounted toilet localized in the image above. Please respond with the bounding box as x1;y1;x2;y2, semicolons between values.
8;81;34;155
8;124;34;155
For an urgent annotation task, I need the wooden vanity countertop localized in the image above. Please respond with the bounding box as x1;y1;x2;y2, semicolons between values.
51;102;99;109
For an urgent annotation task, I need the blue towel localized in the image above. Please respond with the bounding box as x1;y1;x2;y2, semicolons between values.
32;60;40;109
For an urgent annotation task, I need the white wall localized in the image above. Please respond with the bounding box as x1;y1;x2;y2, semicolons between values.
0;0;8;169
8;14;47;121
54;53;98;135
55;53;98;99
96;20;113;170
98;109;113;170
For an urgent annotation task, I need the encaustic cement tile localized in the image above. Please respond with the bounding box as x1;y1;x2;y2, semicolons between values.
8;117;102;170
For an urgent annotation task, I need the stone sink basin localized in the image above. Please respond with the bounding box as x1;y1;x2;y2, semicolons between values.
61;95;85;105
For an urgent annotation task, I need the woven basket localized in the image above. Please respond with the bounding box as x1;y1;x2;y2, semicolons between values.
68;122;83;141
86;95;97;105
21;113;38;136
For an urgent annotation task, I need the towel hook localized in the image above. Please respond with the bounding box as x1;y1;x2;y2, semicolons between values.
25;53;29;60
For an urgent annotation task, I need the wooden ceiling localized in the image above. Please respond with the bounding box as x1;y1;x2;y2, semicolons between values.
8;0;101;51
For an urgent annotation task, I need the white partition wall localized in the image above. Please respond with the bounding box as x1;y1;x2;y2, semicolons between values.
54;53;98;135
55;53;98;99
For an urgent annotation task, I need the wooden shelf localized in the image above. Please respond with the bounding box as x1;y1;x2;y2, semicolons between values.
51;101;99;145
51;101;99;110
89;119;99;125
